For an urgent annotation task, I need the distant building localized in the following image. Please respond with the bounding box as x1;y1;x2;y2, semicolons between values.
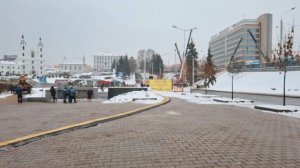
18;35;46;75
0;61;22;76
57;56;92;74
0;35;46;76
93;53;121;72
209;13;272;70
57;63;85;74
0;55;18;61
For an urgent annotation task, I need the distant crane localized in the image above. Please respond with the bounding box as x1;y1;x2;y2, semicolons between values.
174;43;183;64
247;29;270;63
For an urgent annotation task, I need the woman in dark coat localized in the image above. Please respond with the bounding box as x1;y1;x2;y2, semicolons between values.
50;86;57;102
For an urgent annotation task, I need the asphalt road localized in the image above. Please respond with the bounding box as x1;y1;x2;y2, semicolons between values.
192;89;300;106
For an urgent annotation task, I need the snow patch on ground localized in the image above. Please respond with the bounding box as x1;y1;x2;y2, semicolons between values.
0;92;13;98
103;91;164;104
157;91;300;119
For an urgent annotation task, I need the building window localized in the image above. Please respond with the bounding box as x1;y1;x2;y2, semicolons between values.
79;66;81;70
32;66;34;69
40;67;43;70
23;65;25;69
40;48;42;52
75;66;76;70
23;60;25;63
22;53;24;56
22;46;25;50
40;54;42;58
32;61;34;64
65;66;67;70
40;61;42;64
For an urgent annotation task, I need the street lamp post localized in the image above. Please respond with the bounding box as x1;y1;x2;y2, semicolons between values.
172;26;197;58
192;56;195;84
280;7;296;48
172;25;197;84
280;7;296;106
151;62;153;75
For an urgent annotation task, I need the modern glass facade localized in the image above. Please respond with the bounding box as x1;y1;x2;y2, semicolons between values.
209;14;272;70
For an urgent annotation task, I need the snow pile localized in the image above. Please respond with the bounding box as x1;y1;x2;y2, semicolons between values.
103;91;164;104
0;92;13;98
201;71;300;96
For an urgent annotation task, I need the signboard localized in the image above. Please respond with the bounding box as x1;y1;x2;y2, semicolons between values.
149;79;173;91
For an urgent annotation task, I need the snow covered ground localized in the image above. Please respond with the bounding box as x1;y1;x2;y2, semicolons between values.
0;92;13;98
103;90;164;104
2;81;299;119
197;71;300;96
157;91;300;119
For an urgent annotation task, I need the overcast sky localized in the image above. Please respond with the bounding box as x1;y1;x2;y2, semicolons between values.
0;0;299;66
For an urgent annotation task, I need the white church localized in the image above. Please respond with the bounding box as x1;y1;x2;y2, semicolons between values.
0;35;46;76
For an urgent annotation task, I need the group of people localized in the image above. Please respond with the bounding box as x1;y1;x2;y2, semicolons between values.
63;86;77;103
50;85;77;103
17;85;93;104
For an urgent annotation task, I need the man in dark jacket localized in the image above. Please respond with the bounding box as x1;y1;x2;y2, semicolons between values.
63;86;68;103
87;89;93;100
50;86;57;102
16;85;23;103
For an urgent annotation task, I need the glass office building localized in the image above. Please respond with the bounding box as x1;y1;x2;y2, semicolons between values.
209;13;272;70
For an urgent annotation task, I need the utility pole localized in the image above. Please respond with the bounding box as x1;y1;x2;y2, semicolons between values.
192;56;194;84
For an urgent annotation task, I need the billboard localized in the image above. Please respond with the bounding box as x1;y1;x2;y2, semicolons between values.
149;79;173;91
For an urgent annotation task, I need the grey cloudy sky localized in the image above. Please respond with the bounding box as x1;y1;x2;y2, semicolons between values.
0;0;299;66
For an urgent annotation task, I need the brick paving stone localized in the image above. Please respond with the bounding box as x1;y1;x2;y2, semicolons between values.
0;97;144;141
1;98;300;167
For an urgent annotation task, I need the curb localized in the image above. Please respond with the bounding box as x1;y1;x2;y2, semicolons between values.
254;105;298;113
0;96;170;150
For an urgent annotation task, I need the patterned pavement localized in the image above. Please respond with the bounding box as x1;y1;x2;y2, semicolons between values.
1;98;300;167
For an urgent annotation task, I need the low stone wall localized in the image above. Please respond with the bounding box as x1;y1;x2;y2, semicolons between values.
45;87;107;101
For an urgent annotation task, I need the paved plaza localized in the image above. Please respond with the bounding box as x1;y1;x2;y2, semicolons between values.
0;95;144;142
1;97;300;167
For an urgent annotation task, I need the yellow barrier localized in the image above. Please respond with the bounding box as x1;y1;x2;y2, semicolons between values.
149;79;173;91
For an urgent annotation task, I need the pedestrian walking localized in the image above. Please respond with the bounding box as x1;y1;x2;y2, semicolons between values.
16;85;23;103
50;86;57;102
63;86;68;103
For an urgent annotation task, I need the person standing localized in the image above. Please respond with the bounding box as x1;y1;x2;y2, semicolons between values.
63;86;68;103
69;86;77;103
50;86;57;102
16;85;23;103
87;88;93;101
100;83;104;92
